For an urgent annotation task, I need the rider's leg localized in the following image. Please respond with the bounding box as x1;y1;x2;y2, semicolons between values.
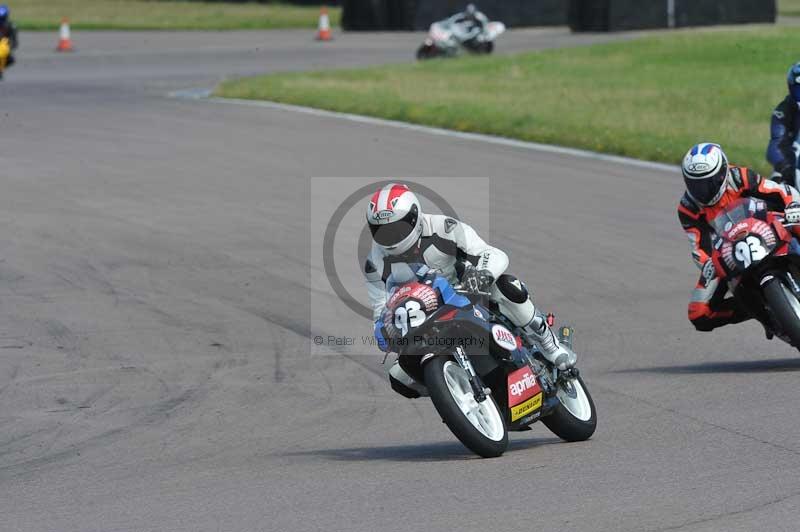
490;273;576;370
688;274;749;332
388;359;428;398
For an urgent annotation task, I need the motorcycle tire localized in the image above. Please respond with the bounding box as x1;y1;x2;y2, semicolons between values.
542;376;597;442
424;356;508;458
763;277;800;347
416;45;436;60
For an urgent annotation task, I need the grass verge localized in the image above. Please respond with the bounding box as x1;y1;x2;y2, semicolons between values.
13;0;339;31
216;27;799;175
780;0;800;16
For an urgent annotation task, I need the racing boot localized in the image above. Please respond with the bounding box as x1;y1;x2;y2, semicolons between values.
388;361;429;398
523;313;576;371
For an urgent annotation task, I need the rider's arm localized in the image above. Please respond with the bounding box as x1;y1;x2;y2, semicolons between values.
766;98;796;170
474;11;489;27
9;23;17;49
364;253;387;321
677;197;713;270
739;166;800;209
444;217;509;280
365;253;393;352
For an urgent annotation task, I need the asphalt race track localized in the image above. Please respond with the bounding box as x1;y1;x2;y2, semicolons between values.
2;28;800;532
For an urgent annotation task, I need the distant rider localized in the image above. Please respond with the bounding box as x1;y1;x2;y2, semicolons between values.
678;142;800;333
364;183;576;393
767;62;800;188
0;4;18;76
453;4;488;42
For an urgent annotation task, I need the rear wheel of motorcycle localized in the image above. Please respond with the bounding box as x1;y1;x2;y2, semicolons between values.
424;356;508;458
542;376;597;442
763;277;800;347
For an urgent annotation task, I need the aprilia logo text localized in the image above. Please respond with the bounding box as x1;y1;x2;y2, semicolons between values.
509;371;537;397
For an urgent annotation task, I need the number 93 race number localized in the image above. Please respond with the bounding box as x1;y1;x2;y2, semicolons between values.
394;300;426;336
734;236;768;268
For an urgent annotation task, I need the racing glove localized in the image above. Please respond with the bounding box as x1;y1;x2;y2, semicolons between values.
701;259;716;284
461;264;494;294
374;319;390;352
777;160;796;184
785;202;800;224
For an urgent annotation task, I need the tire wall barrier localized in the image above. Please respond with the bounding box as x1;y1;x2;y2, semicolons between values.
343;0;567;31
569;0;776;32
343;0;775;31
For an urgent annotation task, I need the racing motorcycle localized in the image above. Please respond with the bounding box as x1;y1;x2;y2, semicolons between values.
382;263;596;458
416;15;505;60
710;197;800;346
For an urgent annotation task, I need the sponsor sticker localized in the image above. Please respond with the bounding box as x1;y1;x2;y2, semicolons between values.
507;365;542;406
511;392;542;421
374;209;393;220
492;325;517;351
688;162;710;173
387;285;413;307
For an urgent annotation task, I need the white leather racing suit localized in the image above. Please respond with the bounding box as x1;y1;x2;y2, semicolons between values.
364;213;537;337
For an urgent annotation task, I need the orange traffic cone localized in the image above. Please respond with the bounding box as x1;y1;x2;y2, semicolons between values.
315;6;332;41
56;18;74;52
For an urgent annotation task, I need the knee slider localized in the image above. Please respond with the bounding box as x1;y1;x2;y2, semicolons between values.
495;274;529;304
691;317;716;332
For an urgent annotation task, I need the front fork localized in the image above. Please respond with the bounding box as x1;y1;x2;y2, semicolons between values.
453;346;489;403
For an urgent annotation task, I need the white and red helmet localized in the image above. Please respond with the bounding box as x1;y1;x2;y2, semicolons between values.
366;183;423;255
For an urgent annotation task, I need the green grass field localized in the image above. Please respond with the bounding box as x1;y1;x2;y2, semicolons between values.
13;0;340;31
217;27;800;174
780;0;800;16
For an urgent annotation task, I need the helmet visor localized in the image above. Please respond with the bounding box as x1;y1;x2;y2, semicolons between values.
369;204;419;247
685;162;727;205
791;83;800;103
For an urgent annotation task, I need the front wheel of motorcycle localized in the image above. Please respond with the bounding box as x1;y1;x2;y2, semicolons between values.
416;44;436;60
424;356;508;458
763;276;800;347
542;376;597;442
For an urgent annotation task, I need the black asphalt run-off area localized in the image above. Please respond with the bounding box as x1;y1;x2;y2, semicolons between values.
2;28;800;532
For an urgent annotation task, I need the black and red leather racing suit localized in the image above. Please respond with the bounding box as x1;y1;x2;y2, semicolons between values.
678;165;800;331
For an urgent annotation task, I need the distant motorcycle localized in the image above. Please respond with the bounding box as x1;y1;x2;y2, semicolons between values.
383;263;596;458
416;15;505;60
709;197;800;346
0;37;10;79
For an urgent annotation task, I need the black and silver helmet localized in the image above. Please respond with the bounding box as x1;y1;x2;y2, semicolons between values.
682;143;729;206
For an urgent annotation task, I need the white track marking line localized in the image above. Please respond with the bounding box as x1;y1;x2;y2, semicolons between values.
169;88;678;174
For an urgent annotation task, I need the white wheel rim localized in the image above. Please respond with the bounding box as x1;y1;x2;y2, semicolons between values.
557;378;593;422
442;361;505;442
780;284;800;320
